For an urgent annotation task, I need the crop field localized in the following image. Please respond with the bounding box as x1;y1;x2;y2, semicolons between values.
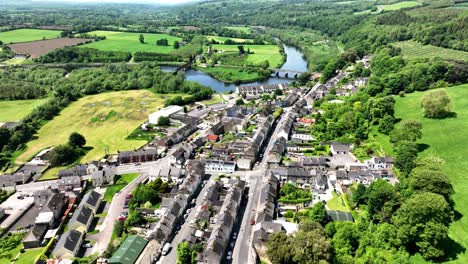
16;90;181;164
80;31;183;54
392;84;468;263
394;41;468;61
0;98;49;122
8;38;92;58
212;44;283;67
0;29;61;44
207;35;253;43
225;26;251;33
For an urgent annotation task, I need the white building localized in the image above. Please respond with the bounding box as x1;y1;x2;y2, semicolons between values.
205;160;236;173
148;105;184;124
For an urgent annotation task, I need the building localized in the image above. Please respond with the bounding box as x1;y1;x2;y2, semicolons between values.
81;190;102;213
205;160;236;173
148;105;184;124
69;205;93;233
117;148;159;164
109;235;148;264
52;230;84;259
23;223;49;248
237;158;253;170
57;176;81;191
91;167;116;187
330;142;351;155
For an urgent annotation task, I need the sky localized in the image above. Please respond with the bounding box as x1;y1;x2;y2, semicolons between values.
31;0;198;4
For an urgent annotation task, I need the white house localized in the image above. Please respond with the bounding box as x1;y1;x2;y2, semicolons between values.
205;160;236;173
148;105;184;124
237;158;253;170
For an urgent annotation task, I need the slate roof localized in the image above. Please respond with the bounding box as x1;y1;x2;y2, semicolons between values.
71;205;93;226
54;230;83;254
82;190;101;209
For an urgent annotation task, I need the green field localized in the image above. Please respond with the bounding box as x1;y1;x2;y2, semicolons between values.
394;41;468;61
200;94;227;105
104;173;139;202
0;29;61;44
207;35;253;43
0;98;49;122
392;84;468;263
13;247;43;264
355;1;422;15
198;66;261;83
212;44;283;67
16;90;180;164
1;58;34;65
225;26;251;33
80;31;182;54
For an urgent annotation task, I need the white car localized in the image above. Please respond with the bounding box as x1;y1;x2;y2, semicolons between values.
226;251;232;260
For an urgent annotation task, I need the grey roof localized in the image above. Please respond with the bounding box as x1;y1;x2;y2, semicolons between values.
54;230;83;254
82;190;101;208
71;205;93;226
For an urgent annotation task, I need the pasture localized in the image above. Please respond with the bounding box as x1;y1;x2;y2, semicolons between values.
392;84;468;263
354;1;422;15
394;41;468;61
0;29;61;44
0;98;48;122
225;26;251;33
80;31;182;54
198;66;261;83
212;44;283;67
207;35;253;43
16;90;180;164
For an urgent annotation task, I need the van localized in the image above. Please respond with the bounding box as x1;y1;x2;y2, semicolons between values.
162;243;171;256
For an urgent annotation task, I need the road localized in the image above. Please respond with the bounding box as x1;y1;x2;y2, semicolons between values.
92;148;179;255
160;174;213;264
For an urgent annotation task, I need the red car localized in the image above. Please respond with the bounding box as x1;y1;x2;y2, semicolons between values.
250;217;255;225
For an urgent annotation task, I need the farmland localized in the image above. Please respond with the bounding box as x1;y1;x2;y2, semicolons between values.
0;98;49;122
16;90;181;164
354;1;422;15
393;41;468;61
211;44;283;67
225;26;251;33
391;84;468;263
80;30;182;54
7;38;92;58
0;29;61;44
207;35;253;43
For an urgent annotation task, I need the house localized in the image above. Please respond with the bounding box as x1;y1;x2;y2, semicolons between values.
41;192;68;223
330;142;351;155
179;160;204;196
91;167;116;187
23;223;49;248
117;148;159;164
69;205;93;233
108;235;148;264
297;117;315;126
148;105;184;124
207;134;219;142
58;164;88;178
291;133;315;143
154;166;184;183
205;160;236;173
57;176;81;191
286;143;300;153
81;190;101;213
237;158;253;170
168;145;191;167
366;156;394;169
277;112;295;140
52;230;84;259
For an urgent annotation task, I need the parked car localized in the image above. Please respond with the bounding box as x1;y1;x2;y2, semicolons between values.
82;243;93;248
226;251;232;260
232;232;237;239
250;217;255;225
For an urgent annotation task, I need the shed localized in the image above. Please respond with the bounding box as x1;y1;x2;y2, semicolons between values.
109;235;148;264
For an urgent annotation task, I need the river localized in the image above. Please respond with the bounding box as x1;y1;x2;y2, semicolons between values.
161;44;308;93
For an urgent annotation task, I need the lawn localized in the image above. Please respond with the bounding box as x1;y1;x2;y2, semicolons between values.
16;90;180;164
326;192;350;212
212;44;283;67
80;31;182;54
0;98;49;122
0;29;61;44
225;26;251;33
1;58;34;65
103;173;139;202
200;94;226;105
381;1;422;11
38;166;64;181
393;41;468;61
198;66;261;83
13;247;43;264
392;84;468;263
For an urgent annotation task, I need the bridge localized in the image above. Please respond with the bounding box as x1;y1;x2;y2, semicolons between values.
271;68;308;79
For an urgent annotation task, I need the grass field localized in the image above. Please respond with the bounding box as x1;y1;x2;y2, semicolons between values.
103;173;138;202
225;26;251;33
207;35;253;44
12;247;43;264
16;90;180;164
0;29;61;44
198;66;261;83
1;58;34;65
0;98;49;122
212;44;283;67
392;84;468;263
200;94;226;105
80;31;182;54
355;1;422;15
393;41;468;61
39;166;64;181
327;192;350;212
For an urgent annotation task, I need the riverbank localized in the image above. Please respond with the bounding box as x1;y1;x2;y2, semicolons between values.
194;65;271;84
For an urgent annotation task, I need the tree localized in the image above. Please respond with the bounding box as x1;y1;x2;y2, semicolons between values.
267;232;294;264
69;132;86;148
176;242;192;264
274;89;283;96
157;116;171;126
113;220;124;237
393;192;453;260
352;183;367;206
421;89;451;118
49;144;78;166
409;169;453;202
291;229;332;263
390;119;422;144
378;115;395;135
139;34;145;44
366;179;399;222
173;41;180;49
395;141;418;175
237;45;245;54
308;202;328;226
235;98;245;105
